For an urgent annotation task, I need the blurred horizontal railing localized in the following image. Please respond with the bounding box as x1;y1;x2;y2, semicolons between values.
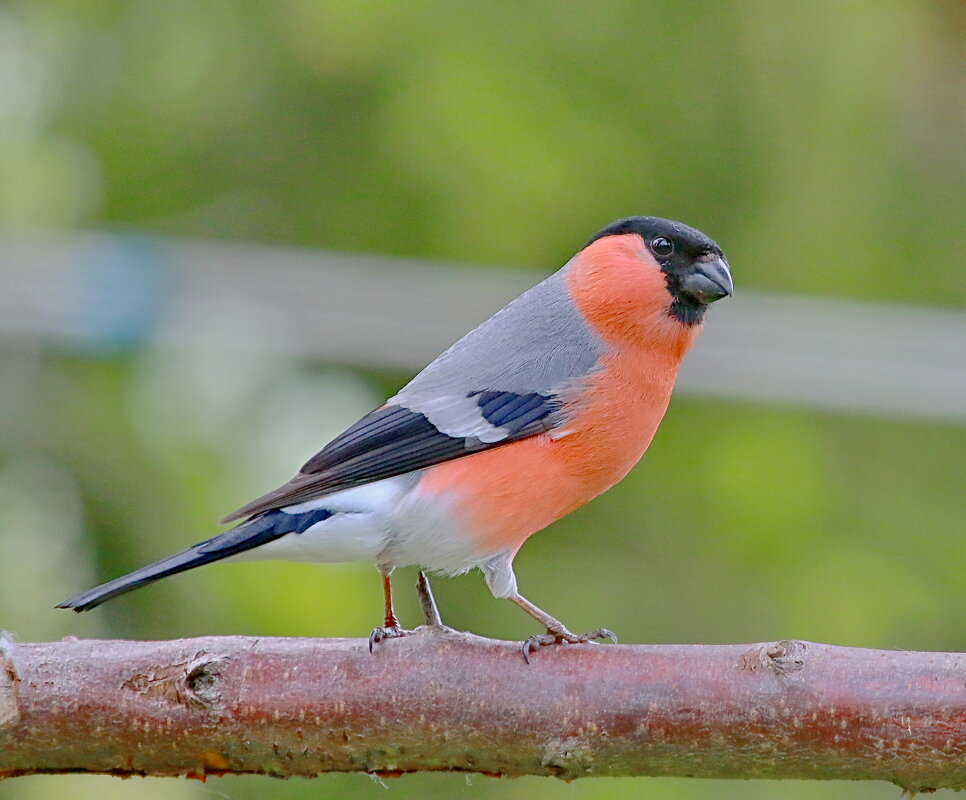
1;231;964;422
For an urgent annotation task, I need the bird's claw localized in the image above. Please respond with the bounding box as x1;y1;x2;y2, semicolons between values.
521;627;618;663
368;625;414;653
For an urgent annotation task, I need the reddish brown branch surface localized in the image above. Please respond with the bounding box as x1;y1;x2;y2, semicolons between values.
1;630;963;790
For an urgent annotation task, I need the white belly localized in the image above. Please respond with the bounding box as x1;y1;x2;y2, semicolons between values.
379;484;490;576
230;475;491;575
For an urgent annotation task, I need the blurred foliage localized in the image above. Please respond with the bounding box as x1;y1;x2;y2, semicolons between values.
0;1;963;800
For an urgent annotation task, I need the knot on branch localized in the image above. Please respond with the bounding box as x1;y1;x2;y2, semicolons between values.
121;651;228;709
541;737;592;780
735;639;809;677
0;633;20;731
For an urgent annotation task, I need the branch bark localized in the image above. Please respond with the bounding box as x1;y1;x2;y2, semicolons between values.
1;630;963;791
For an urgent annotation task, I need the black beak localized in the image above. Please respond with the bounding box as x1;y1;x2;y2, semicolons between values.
680;255;733;304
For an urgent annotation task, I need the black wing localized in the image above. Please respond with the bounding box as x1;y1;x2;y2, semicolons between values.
220;392;562;523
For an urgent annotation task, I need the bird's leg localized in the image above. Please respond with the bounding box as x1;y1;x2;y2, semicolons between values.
368;565;413;652
415;570;444;627
381;568;399;629
509;592;617;663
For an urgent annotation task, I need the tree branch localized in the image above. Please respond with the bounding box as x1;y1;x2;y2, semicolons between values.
1;630;963;791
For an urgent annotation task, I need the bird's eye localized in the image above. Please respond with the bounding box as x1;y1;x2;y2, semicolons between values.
650;237;674;257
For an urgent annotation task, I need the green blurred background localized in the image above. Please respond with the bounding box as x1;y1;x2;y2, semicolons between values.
0;1;963;799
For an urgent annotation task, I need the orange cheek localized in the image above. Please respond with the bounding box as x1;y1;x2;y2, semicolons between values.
566;234;690;351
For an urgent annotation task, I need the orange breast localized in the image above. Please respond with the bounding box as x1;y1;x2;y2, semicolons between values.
416;349;686;556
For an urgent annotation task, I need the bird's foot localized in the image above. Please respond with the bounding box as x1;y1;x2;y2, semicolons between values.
368;624;414;653
521;627;618;663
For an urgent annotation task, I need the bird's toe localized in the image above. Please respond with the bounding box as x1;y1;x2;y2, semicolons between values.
521;627;618;663
367;625;414;653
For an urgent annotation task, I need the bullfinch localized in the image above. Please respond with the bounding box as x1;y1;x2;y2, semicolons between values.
59;216;733;659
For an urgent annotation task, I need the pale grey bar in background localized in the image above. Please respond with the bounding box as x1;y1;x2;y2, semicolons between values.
1;232;964;423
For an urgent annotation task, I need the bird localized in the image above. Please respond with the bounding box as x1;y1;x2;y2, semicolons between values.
59;216;733;660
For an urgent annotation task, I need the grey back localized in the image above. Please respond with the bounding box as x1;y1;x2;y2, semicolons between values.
392;260;607;402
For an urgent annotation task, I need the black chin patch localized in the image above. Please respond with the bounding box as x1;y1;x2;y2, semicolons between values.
668;297;706;326
663;270;707;326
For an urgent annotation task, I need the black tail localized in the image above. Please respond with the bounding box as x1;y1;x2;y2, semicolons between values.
56;542;232;612
57;506;333;612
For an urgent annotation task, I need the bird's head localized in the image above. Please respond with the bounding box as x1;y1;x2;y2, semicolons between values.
568;216;732;350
